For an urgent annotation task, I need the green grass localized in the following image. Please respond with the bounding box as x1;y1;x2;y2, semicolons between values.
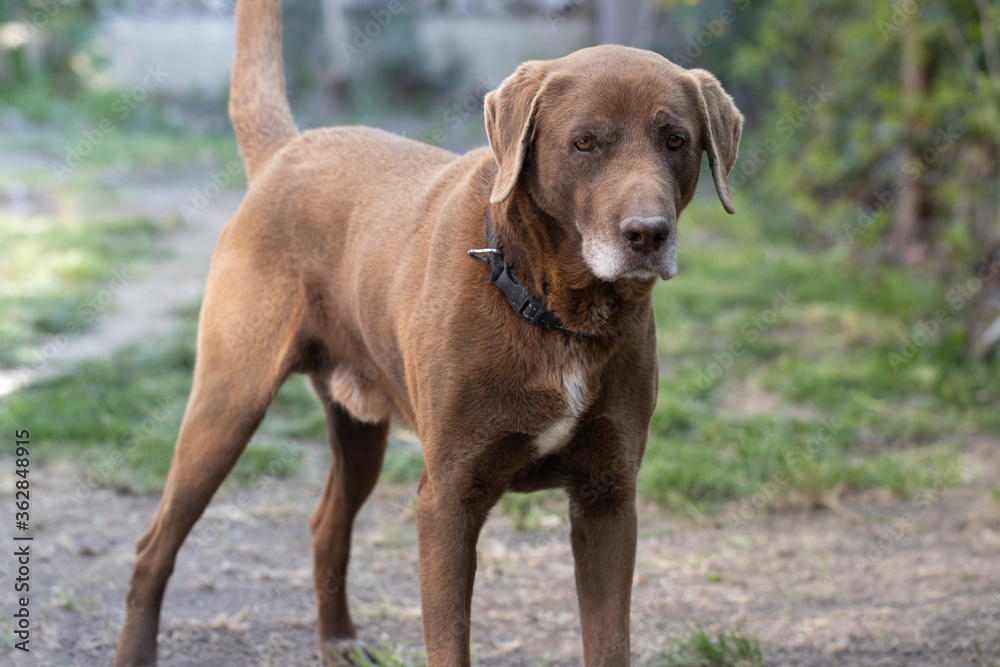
1;112;992;510
264;627;771;667
0;299;429;494
498;490;565;530
0;305;314;492
7;123;242;178
1;191;987;507
0;85;263;491
1;80;240;172
336;644;427;667
660;624;766;667
0;214;162;366
380;440;427;484
641;192;993;512
0;81;245;368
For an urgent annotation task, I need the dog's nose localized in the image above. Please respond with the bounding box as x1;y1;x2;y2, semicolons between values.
620;215;672;254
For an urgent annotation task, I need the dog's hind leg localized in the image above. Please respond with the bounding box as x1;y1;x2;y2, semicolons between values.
308;377;390;665
113;258;302;667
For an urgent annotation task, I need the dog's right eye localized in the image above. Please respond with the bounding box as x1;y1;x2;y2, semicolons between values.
574;136;595;152
667;134;686;151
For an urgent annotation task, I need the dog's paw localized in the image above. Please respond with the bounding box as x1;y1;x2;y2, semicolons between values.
320;638;380;667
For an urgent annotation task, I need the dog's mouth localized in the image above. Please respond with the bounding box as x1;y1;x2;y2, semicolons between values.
623;249;676;281
581;237;677;282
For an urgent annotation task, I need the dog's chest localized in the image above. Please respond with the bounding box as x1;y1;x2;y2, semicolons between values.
533;366;590;456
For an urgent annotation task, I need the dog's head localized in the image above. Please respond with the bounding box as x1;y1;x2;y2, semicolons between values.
485;45;742;282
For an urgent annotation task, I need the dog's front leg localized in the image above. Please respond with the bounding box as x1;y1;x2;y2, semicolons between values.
568;484;638;666
414;466;499;667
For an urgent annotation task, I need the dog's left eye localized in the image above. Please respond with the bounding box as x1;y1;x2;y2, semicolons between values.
667;134;686;151
574;136;595;152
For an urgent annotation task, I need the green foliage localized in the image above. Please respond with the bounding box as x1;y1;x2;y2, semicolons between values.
722;0;999;252
0;0;97;98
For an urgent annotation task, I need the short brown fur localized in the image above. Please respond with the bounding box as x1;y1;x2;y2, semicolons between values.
113;1;742;665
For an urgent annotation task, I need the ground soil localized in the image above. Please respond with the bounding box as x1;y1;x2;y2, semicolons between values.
3;442;1000;667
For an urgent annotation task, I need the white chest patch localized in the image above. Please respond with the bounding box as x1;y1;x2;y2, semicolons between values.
534;367;590;456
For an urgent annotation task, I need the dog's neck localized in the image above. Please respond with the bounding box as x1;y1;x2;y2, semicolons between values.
489;193;656;339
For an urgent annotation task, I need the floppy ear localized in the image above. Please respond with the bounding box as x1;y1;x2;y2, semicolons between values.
484;61;552;204
689;69;743;214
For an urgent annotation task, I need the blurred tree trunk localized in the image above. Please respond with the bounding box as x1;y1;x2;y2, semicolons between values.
891;18;929;260
595;0;645;46
969;0;1000;357
321;0;350;89
975;0;1000;238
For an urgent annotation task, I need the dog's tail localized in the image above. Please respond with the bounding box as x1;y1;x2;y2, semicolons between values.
229;0;298;182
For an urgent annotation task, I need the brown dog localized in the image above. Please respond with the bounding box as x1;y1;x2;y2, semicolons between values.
112;1;742;665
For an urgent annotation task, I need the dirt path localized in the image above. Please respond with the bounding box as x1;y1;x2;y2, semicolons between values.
2;438;999;666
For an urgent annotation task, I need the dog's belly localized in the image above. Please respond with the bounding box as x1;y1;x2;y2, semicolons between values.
328;366;395;423
534;366;589;456
327;360;590;453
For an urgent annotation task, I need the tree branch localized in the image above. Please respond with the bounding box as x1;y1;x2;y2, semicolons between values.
937;0;982;91
974;0;1000;89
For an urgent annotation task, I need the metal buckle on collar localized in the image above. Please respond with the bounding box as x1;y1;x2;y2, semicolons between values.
468;211;568;333
517;297;543;324
467;248;500;263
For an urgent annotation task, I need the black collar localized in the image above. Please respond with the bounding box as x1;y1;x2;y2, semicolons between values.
468;210;567;332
